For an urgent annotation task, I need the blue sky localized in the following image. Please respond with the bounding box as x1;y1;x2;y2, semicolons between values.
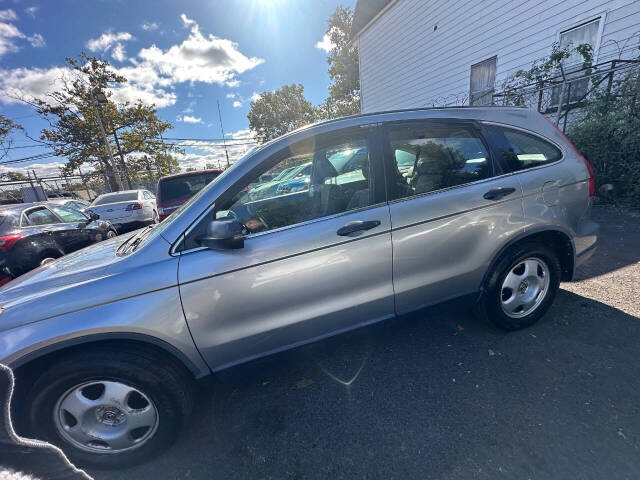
0;0;355;176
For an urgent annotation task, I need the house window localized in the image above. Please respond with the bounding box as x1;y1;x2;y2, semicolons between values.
553;18;602;104
470;57;497;106
559;18;601;70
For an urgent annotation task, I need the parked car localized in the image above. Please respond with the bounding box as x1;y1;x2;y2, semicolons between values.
86;190;158;233
45;198;90;211
0;202;117;279
156;169;222;221
247;161;312;200
0;107;598;468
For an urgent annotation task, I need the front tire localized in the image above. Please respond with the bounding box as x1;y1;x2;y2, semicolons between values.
483;242;561;330
25;346;196;469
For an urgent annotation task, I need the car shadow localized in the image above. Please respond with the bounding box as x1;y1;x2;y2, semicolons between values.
573;206;640;281
95;289;640;480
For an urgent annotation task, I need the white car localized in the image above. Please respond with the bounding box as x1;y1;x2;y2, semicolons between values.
87;189;158;233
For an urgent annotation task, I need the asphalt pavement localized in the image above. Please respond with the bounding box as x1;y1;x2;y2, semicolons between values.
94;206;640;480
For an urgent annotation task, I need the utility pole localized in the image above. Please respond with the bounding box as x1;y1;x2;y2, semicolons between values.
90;90;122;191
217;100;231;169
112;130;132;189
78;167;91;200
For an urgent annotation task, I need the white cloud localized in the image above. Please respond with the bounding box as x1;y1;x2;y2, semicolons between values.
136;14;263;86
225;93;236;99
315;31;335;53
0;161;66;178
179;115;202;124
0;13;263;109
232;100;242;108
250;92;261;102
24;7;38;18
27;32;44;48
0;66;70;104
111;43;127;62
86;31;133;52
141;21;159;31
0;9;17;22
0;9;45;57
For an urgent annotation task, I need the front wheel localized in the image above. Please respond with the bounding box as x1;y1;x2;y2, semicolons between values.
482;243;561;330
25;346;195;469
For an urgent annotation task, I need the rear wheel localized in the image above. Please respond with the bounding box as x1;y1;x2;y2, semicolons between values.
152;211;159;224
26;346;196;469
106;229;117;239
483;243;561;330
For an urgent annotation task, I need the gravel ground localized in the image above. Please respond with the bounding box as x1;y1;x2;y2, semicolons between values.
93;206;640;480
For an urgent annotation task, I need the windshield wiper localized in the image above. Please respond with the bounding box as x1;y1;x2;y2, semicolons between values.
117;225;154;255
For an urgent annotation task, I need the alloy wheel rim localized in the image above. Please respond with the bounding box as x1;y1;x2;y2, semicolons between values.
54;380;159;454
500;257;550;319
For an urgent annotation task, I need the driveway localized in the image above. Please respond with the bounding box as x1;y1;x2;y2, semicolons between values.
94;206;640;480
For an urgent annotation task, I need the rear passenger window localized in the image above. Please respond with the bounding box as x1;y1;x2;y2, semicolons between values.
387;123;492;200
489;126;562;171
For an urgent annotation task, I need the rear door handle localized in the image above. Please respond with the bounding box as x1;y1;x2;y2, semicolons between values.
337;220;381;236
483;187;516;200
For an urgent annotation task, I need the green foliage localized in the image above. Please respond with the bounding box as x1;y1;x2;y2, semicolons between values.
247;84;316;143
0;114;23;160
500;43;593;106
31;54;180;190
568;64;640;206
316;6;360;119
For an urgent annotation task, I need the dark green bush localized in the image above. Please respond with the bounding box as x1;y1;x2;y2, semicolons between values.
568;65;640;206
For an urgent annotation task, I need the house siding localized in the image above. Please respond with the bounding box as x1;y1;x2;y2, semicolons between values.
357;0;640;113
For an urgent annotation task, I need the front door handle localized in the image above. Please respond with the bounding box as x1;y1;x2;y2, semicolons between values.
483;187;516;200
337;220;381;236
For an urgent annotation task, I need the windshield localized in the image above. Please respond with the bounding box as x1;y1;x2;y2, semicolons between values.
93;192;139;205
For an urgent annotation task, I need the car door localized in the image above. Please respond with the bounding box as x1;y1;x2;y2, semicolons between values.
22;206;75;251
177;127;394;370
382;119;525;314
48;205;94;250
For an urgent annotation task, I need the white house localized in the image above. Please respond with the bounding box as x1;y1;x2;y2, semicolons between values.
351;0;640;112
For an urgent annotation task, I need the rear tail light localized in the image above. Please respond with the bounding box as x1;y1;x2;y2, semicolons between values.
0;233;24;252
125;202;143;211
543;115;595;196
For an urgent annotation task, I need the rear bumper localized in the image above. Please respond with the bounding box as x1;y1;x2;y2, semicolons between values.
573;217;599;271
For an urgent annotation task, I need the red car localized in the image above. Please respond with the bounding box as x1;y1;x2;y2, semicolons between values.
156;169;223;221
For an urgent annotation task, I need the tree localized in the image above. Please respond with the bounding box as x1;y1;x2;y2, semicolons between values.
1;171;27;182
29;54;180;190
317;6;360;119
247;84;316;143
0;115;22;160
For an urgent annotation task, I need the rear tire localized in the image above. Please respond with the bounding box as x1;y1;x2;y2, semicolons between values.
482;242;561;330
25;346;196;469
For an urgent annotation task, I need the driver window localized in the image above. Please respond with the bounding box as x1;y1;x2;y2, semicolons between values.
183;135;372;250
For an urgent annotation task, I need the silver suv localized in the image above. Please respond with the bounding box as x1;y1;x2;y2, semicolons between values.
0;107;598;468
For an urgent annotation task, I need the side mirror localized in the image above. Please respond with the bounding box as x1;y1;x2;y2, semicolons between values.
196;218;244;250
90;212;100;221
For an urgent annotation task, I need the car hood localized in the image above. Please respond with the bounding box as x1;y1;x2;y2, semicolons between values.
0;234;125;304
0;234;131;331
0;231;177;333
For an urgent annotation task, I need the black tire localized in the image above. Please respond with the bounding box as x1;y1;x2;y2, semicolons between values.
25;345;196;469
482;242;561;330
106;229;117;239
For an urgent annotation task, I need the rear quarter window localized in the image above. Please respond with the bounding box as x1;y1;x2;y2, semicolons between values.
486;125;562;172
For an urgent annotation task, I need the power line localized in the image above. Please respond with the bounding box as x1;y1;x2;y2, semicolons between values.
162;136;257;142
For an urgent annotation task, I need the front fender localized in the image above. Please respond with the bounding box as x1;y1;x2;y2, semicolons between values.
0;286;210;379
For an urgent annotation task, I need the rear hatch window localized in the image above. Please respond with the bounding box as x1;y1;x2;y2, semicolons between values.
93;192;139;205
159;172;220;204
